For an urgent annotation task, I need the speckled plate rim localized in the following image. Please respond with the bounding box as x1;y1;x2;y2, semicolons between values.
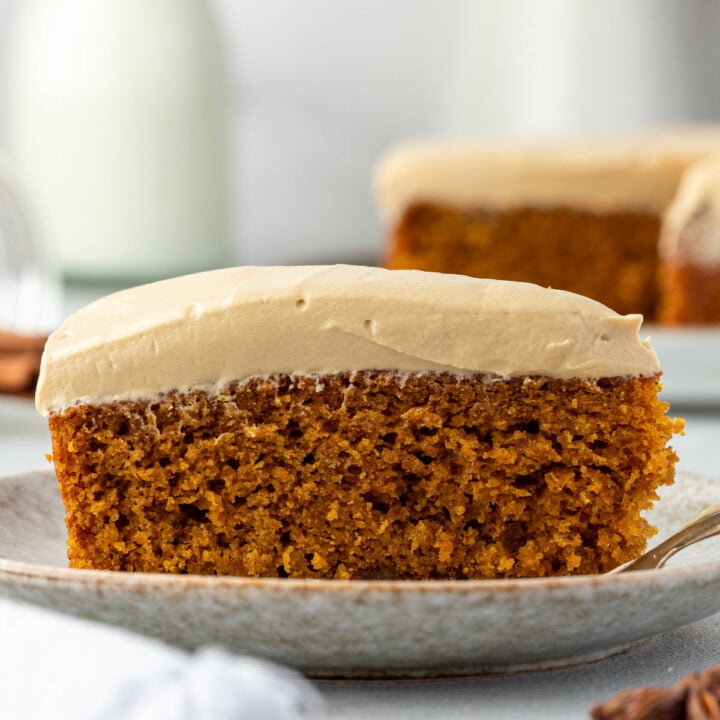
2;543;720;593
1;468;719;593
2;468;720;678
0;469;720;593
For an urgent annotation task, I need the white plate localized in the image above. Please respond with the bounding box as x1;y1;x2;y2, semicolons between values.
1;469;719;679
647;327;720;406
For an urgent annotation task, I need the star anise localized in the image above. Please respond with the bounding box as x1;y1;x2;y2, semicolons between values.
591;665;720;720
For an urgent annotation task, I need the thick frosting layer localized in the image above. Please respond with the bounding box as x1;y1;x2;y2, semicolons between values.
36;265;659;414
660;154;720;268
375;128;720;222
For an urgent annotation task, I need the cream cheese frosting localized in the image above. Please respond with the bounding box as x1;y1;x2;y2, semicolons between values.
660;154;720;268
35;265;660;414
375;128;720;222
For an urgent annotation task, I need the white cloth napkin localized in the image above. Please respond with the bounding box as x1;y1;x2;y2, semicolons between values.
0;599;325;720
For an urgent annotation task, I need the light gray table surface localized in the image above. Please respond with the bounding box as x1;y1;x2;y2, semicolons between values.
1;395;719;719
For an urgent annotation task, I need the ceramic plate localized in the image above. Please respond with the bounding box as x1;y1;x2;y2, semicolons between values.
648;327;720;406
1;469;719;679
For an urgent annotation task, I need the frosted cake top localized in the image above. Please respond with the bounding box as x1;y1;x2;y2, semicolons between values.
36;265;660;413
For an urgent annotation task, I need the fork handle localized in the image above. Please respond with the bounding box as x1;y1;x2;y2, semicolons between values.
617;508;720;573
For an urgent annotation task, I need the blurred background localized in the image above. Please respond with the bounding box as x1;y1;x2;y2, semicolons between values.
1;0;720;309
2;4;720;714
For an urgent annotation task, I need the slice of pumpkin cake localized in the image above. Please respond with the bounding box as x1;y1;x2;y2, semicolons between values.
36;265;682;579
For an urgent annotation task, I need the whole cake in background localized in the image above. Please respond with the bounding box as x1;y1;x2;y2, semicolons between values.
36;265;683;580
375;129;720;324
659;154;720;324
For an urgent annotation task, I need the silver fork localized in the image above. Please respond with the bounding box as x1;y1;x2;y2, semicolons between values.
609;503;720;573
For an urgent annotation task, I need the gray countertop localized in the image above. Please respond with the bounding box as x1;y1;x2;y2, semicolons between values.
322;613;720;718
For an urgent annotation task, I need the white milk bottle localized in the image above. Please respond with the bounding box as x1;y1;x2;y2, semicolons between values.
4;0;229;281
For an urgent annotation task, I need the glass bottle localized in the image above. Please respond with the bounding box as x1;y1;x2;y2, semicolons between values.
5;0;230;282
